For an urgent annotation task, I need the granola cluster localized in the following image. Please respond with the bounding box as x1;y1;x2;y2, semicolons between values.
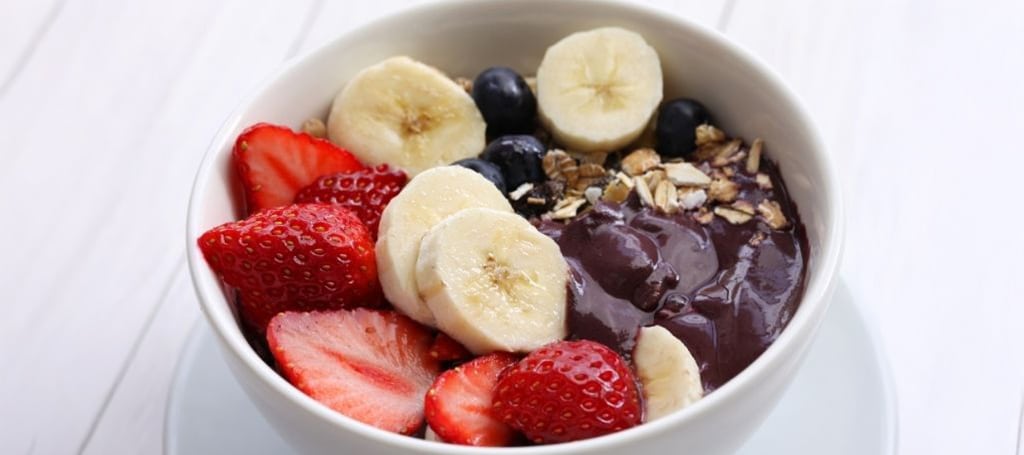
509;124;790;231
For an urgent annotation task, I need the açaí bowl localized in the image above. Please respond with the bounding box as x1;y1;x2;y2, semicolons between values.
185;0;844;453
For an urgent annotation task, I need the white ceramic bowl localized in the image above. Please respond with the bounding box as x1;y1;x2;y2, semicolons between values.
186;1;844;453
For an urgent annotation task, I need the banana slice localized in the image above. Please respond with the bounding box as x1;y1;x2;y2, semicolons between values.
536;27;663;154
415;207;568;354
377;166;513;326
634;325;703;421
327;56;487;176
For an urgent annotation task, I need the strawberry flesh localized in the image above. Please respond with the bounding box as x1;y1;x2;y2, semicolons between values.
267;309;440;434
234;123;363;214
425;353;520;446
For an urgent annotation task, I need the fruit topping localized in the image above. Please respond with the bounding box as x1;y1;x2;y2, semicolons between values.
480;135;547;190
655;98;710;158
428;332;472;364
198;204;381;332
493;340;642;444
415;207;568;354
376;166;513;326
633;325;703;420
452;158;507;194
266;309;439;434
233;123;364;214
425;353;520;446
536;27;663;154
199;25;811;446
293;164;407;238
471;66;538;137
327;56;486;176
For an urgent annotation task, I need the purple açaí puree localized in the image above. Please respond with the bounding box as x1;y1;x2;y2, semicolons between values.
538;159;808;392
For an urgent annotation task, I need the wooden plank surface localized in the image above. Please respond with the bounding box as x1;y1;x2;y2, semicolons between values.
0;0;64;94
0;0;320;452
0;0;1021;454
725;1;1024;453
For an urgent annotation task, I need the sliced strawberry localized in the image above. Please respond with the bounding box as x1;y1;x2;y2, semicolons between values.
267;309;439;434
428;332;472;363
425;353;520;446
234;123;363;214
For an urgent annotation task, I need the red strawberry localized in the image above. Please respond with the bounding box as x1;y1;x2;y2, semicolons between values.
428;332;472;363
198;204;381;332
425;353;520;446
293;164;407;238
493;340;642;444
267;309;440;434
234;123;363;214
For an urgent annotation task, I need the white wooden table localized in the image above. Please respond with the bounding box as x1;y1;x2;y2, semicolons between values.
2;1;1022;453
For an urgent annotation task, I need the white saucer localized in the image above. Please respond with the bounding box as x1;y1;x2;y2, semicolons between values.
164;282;896;454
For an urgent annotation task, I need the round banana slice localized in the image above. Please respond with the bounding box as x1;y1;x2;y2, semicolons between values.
327;56;487;176
536;27;664;154
415;208;568;354
376;166;512;326
634;325;703;421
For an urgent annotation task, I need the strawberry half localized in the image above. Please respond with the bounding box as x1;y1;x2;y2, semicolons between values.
234;123;363;214
267;309;440;434
425;353;520;446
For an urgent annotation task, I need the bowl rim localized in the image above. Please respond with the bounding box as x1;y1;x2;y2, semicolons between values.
186;0;845;452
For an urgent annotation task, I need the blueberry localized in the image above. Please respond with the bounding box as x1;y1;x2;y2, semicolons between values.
472;67;537;136
480;135;546;190
656;98;711;158
453;158;507;194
